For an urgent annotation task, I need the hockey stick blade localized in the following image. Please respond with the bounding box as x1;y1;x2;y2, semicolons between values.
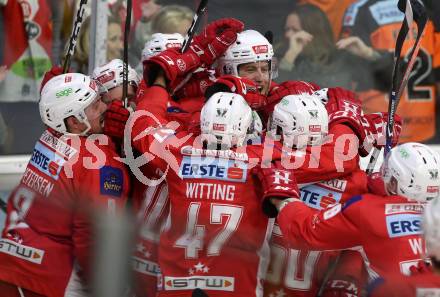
63;0;88;73
181;0;209;53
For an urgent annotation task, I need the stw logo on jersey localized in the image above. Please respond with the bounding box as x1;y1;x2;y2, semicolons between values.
164;276;235;291
252;45;268;54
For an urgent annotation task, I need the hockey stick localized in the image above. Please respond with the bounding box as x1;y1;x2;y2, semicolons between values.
122;0;133;108
366;0;427;174
181;0;209;53
62;0;88;73
171;0;209;95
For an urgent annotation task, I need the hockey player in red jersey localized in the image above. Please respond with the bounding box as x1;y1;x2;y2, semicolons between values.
273;142;440;280
0;73;130;297
367;198;440;297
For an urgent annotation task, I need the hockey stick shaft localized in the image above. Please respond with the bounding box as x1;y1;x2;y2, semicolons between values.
366;0;427;173
63;0;88;73
123;0;133;108
180;0;209;54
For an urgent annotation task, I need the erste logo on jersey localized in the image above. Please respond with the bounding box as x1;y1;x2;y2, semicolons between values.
100;166;124;197
179;156;247;182
386;213;422;238
300;184;342;210
30;142;66;180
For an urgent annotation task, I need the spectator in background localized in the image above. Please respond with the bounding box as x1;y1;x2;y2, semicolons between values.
72;15;123;73
299;0;356;40
151;5;193;36
341;0;440;144
276;4;368;89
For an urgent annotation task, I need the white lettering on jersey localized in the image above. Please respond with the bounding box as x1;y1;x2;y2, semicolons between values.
21;168;54;197
186;183;235;201
273;171;291;184
408;238;425;255
323;204;341;220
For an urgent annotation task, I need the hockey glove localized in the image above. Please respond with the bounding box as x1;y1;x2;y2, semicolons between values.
267;80;320;106
173;70;216;99
254;161;299;218
361;112;402;155
104;100;132;142
205;75;267;109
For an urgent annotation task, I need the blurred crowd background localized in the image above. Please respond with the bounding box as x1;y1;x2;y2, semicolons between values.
0;0;439;156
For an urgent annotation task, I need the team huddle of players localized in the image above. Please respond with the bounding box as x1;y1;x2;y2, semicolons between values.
0;17;439;297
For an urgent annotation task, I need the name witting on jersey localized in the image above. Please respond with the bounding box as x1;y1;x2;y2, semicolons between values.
386;213;422;238
186;183;236;201
0;239;44;264
164;276;234;291
179;156;247;182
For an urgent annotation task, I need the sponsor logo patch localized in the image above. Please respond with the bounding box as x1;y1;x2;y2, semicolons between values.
132;256;161;276
100;166;123;197
252;45;268;54
309;125;321;132
0;239;44;264
179;156;247;182
96;71;116;85
39;130;77;160
370;1;404;26
181;146;248;161
30;142;66;180
386;213;422;238
300;184;342;210
385;204;424;215
164;276;234;291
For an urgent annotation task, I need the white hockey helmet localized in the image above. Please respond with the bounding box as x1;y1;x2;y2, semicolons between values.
200;92;253;149
267;93;329;148
142;33;184;61
381;142;440;202
217;30;275;77
92;59;140;93
40;73;100;135
423;198;440;261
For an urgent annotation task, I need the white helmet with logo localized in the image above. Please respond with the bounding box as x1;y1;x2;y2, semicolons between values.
200;92;253;149
217;30;274;77
423;198;440;261
92;59;140;93
381;142;440;202
142;33;184;61
40;73;100;135
267;93;329;148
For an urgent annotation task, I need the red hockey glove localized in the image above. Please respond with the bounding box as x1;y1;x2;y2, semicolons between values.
40;66;65;93
409;260;433;275
367;172;387;196
361;112;402;155
143;48;201;86
205;75;267;109
267;80;320;106
173;70;216;99
254;161;299;218
104;100;131;142
322;278;360;297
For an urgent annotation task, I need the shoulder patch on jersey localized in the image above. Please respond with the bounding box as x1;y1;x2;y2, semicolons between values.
342;195;362;211
343;0;369;26
179;156;247;182
29;141;67;180
385;203;425;215
100;166;123;197
386;213;422;238
300;184;343;210
323;204;342;220
369;0;404;26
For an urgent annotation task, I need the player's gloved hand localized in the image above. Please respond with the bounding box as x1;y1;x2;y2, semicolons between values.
205;75;267;109
104;100;133;142
173;70;216;99
254;161;299;218
187;18;243;68
267;80;320;106
322;278;360;297
409;260;433;275
40;66;64;93
361;112;402;155
192;18;244;67
143;48;202;87
367;172;387;196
